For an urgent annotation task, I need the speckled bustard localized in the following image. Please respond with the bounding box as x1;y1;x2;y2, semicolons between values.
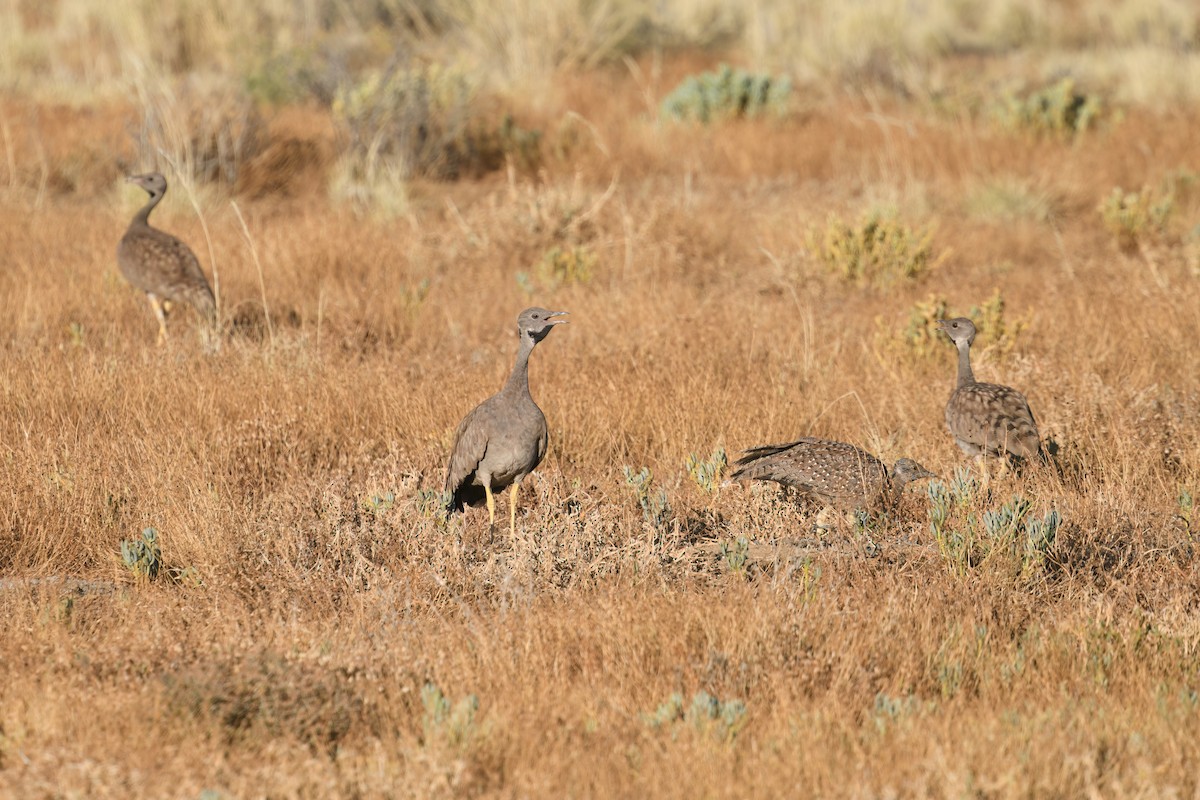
444;308;568;539
937;317;1043;463
117;172;217;344
728;437;935;512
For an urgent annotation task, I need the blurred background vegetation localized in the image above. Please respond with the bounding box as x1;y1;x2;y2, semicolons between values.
4;0;1200;212
3;0;1199;103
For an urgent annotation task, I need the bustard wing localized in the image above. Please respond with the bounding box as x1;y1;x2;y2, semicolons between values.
731;438;888;507
730;439;818;483
444;398;495;510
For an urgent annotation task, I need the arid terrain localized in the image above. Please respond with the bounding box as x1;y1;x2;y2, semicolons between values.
2;1;1200;796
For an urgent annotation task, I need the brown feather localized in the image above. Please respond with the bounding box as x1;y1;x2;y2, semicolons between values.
945;382;1041;459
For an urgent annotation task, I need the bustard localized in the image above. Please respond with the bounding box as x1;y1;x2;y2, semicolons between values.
937;317;1043;463
728;437;935;512
117;172;216;344
444;307;568;540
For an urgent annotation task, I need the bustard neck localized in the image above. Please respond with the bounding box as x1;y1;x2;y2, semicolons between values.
955;340;976;387
502;333;536;398
133;191;163;226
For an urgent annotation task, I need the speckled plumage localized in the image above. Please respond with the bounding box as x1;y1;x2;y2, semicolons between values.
937;317;1042;461
444;308;568;538
729;437;935;510
117;172;216;343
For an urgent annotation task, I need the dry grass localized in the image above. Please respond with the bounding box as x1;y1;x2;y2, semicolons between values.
3;32;1200;799
4;0;1200;107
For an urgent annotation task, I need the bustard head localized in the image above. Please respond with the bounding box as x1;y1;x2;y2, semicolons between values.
518;307;568;345
127;172;168;200
891;458;936;490
936;317;977;347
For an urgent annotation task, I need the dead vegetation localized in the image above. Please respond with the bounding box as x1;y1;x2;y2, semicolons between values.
2;3;1200;796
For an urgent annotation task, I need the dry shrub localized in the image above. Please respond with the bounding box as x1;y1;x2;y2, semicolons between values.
236;136;330;200
131;75;265;187
161;650;386;754
329;63;543;213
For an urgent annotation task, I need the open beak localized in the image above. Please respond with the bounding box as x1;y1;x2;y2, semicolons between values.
546;310;569;325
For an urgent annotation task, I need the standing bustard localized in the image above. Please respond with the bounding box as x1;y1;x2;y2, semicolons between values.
728;437;935;512
117;172;216;344
444;307;568;539
937;317;1043;462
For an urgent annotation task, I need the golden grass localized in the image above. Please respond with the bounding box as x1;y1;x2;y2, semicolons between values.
2;58;1200;797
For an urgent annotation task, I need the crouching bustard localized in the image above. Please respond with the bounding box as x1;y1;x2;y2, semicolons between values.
728;437;936;518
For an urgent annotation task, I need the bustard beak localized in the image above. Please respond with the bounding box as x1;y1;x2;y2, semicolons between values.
546;310;569;325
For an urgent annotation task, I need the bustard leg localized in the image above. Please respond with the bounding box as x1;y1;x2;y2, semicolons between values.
147;293;169;345
509;478;521;540
484;483;496;544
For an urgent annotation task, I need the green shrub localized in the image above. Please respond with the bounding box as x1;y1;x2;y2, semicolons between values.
622;466;671;534
993;78;1103;138
685;447;727;495
718;535;749;578
927;473;1062;578
881;289;1024;361
421;682;479;750
872;692;923;733
361;491;395;516
970;289;1027;357
892;294;950;359
1099;185;1174;253
120;527;162;582
535;244;598;289
644;691;747;742
661;64;791;123
1178;487;1195;541
810;213;947;287
416;488;452;525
